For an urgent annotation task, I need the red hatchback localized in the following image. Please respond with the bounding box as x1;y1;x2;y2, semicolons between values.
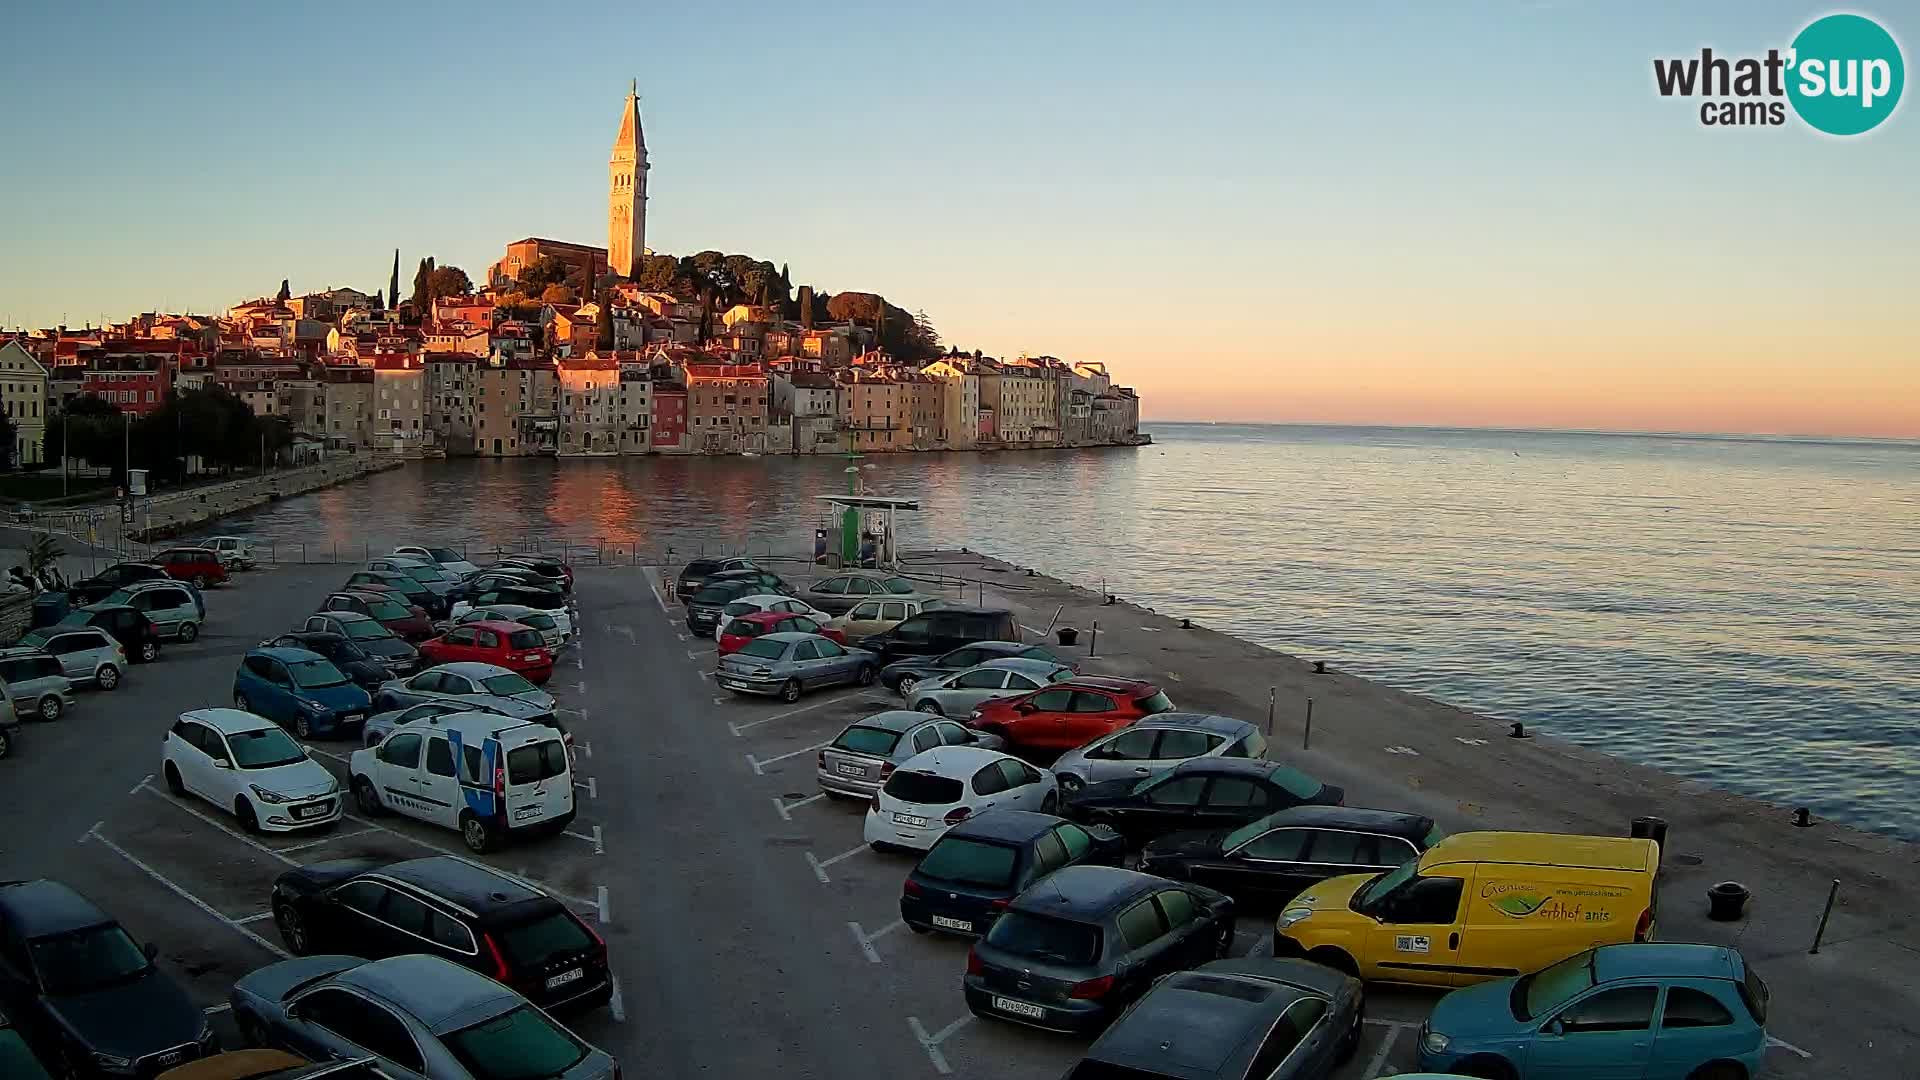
716;610;847;656
153;547;229;588
419;619;554;683
966;676;1174;753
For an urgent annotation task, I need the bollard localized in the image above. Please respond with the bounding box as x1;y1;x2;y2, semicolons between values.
1312;660;1327;675
1264;688;1275;737
1088;620;1099;657
1792;807;1814;828
300;542;307;564
1508;721;1529;739
1708;881;1751;922
1809;878;1840;953
1303;697;1313;750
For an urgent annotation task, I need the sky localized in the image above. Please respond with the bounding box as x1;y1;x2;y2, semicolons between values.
1;2;1915;437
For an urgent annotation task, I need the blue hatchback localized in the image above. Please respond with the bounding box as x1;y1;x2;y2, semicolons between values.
1418;943;1768;1080
232;646;373;739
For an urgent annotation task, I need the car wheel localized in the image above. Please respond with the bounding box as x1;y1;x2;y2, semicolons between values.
234;797;260;833
1057;772;1085;795
275;902;309;955
1216;921;1234;957
177;621;199;643
1307;947;1359;976
353;776;384;816
780;679;802;703
37;695;63;721
139;641;158;662
164;762;185;796
915;700;942;715
856;664;875;687
1687;1065;1747;1080
293;713;312;739
1455;1056;1519;1080
461;812;496;854
1041;791;1059;814
897;675;919;696
95;663;120;690
192;574;208;588
0;729;11;760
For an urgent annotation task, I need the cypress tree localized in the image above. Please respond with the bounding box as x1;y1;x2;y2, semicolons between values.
388;250;401;310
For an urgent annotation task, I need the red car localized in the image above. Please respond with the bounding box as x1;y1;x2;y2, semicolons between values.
966;676;1175;753
324;588;435;642
152;547;228;588
418;619;554;683
716;610;847;656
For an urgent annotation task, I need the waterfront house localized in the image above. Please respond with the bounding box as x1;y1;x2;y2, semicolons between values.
474;357;558;457
0;340;50;465
83;341;181;415
425;354;480;454
1000;357;1057;446
557;353;624;455
683;361;769;454
837;366;906;452
769;369;840;455
372;353;428;452
919;358;980;450
650;382;689;453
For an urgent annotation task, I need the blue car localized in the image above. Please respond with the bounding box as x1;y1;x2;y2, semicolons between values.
232;646;374;739
1418;943;1768;1080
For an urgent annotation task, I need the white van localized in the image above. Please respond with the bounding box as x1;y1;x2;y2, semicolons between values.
346;710;575;854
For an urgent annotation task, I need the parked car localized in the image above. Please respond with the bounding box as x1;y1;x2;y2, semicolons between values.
677;557;758;595
341;571;444;618
0;710;19;760
153;547;229;588
155;1049;358;1080
331;584;434;637
101;580;203;642
42;603;161;663
857;606;1024;666
262;633;389;691
370;661;556;714
455;604;567;649
451;583;573;638
17;628;124;691
1418;944;1768;1080
683;580;767;637
0;651;75;721
864;746;1059;852
1140;806;1444;906
348;709;574;852
161;708;342;833
827;596;945;641
716;610;844;656
359;698;548;749
418;620;554;683
902;810;1125;937
908;657;1076;717
392;544;480;579
1053;712;1270;794
1072;958;1365;1080
0;879;214;1076
969;676;1176;753
0;1007;53;1080
498;554;572;591
718;592;832;623
206;536;258;571
300;612;420;675
364;557;458;600
267;855;612;1012
1067;759;1345;845
229;954;616;1078
818;711;1005;799
881;640;1077;695
65;562;168;606
715;632;877;701
697;568;792;601
963;865;1235;1034
804;571;925;615
232;647;374;740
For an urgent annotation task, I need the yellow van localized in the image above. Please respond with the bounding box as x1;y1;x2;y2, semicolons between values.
1272;831;1657;987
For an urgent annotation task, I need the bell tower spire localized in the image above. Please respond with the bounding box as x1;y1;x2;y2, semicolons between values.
608;80;649;280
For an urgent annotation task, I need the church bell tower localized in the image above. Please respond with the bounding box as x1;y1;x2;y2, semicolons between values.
608;79;649;280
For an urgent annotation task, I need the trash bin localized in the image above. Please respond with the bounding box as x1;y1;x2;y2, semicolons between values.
1057;627;1079;647
1630;816;1669;865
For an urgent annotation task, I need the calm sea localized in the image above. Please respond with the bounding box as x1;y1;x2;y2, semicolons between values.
216;424;1920;837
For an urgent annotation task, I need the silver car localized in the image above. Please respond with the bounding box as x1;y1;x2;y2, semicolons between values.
907;657;1076;717
24;627;126;690
367;556;458;598
818;709;1005;798
456;603;567;648
207;535;257;570
0;649;77;721
715;631;878;702
103;579;203;642
372;661;556;714
232;953;618;1080
1051;712;1269;794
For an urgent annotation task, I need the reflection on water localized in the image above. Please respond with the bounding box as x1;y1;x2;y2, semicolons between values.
214;427;1920;837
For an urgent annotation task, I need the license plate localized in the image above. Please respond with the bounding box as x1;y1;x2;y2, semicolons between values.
932;916;972;932
546;967;584;989
340;713;363;723
992;997;1045;1019
836;763;866;777
514;806;544;821
294;803;328;819
893;813;928;827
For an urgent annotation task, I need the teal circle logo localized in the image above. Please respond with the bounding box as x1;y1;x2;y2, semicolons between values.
1787;14;1904;135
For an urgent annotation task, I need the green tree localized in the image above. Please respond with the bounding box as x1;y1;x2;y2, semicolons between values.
636;254;678;291
427;265;472;300
540;283;577;304
826;291;884;325
596;290;615;351
276;279;291;303
389;249;401;309
409;257;435;311
0;411;16;469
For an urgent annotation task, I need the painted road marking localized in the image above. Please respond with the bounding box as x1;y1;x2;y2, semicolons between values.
203;1003;233;1015
646;576;671;612
713;696;729;706
748;739;835;776
1768;1036;1813;1059
1385;745;1420;756
596;885;612;924
563;826;605;854
85;827;289;959
305;745;353;765
907;1014;971;1075
609;975;626;1022
847;918;905;964
1364;1021;1402;1078
141;785;298;867
729;689;865;736
575;776;598;799
234;911;275;925
773;792;828;821
129;773;153;795
279;827;378;853
686;649;705;661
805;842;869;883
1454;737;1489;746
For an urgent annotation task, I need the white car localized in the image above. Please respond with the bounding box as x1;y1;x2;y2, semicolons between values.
393;544;481;579
161;708;342;833
908;657;1076;717
349;709;574;853
721;593;833;622
207;536;257;570
449;594;575;640
863;746;1058;852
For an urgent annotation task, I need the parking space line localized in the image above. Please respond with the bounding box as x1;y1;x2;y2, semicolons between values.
85;827;289;959
749;739;834;776
1768;1036;1813;1059
773;792;827;821
574;777;598;799
129;773;153;796
907;1014;970;1076
596;885;611;924
234;911;275;925
609;975;626;1022
713;696;728;706
141;785;298;867
580;740;593;758
279;827;378;853
1364;1022;1402;1078
332;813;602;910
805;842;868;883
849;919;905;964
560;825;605;854
305;745;353;765
728;689;865;736
647;577;670;612
203;1003;233;1016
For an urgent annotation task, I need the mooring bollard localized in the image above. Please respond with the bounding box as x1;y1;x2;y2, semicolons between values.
1313;660;1327;674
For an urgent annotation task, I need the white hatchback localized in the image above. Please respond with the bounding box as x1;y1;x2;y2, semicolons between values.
721;593;833;621
863;746;1058;852
162;708;342;832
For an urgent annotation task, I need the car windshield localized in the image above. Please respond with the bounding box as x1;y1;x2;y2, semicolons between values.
881;577;915;594
722;601;758;617
344;620;392;641
693;585;746;603
983;911;1101;966
1354;855;1420;912
288;658;351;688
736;639;789;660
389;578;428;596
494;909;594;969
28;924;151;995
482;672;537;696
884;770;965;806
1515;948;1597;1021
1268;765;1325;799
917;838;1019;888
1136;690;1174;714
442;1006;586;1080
362;598;410;620
507;630;545;650
426;547;462;562
834;725;901;755
230;727;310;769
401;564;447;582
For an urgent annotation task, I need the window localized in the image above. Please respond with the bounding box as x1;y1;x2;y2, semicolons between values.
1239;828;1312;861
883;770;964;805
1248;999;1326;1077
1116;898;1167;948
1026;688;1075;712
1143;776;1207;807
426;738;456;777
1153;729;1217;760
789;640;819;662
936;722;974;746
1055;823;1093;861
380;732;423;768
815;639;846;658
1070;691;1117;713
1000;759;1040;788
971;763;1009;796
1204;778;1266;809
919;838;1020;888
1560;986;1659;1033
332;880;387;917
1306;830;1382;866
1097;728;1160;761
380;890;434;939
1154;888;1197;927
505;740;569;782
306;991;424;1073
1384;876;1464;925
1661;986;1735;1028
952;669;1007;690
911;727;940;753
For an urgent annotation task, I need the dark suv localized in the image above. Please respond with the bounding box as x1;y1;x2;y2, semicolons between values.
677;557;758;595
66;563;168;607
0;879;213;1076
858;606;1020;665
268;855;611;1013
49;604;161;663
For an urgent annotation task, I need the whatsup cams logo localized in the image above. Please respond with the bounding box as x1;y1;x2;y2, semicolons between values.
1654;12;1904;134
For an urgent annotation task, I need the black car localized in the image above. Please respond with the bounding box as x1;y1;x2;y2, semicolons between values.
64;563;168;607
857;606;1021;666
497;554;571;593
1066;759;1345;846
684;580;764;637
468;566;555;593
463;582;569;619
904;811;1126;938
1069;958;1364;1080
0;1005;54;1080
880;640;1076;694
964;865;1234;1034
50;604;161;663
1140;806;1442;907
299;613;419;674
0;880;212;1076
340;571;445;618
268;855;611;1013
677;557;759;595
692;568;792;602
263;632;389;691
